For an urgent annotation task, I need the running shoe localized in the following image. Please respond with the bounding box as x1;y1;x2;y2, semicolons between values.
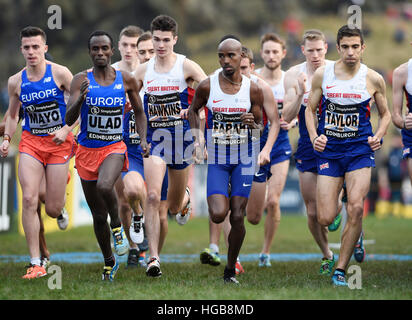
129;213;144;244
126;248;139;268
22;264;47;279
235;260;244;275
138;252;147;268
319;255;335;275
200;248;221;266
223;267;239;284
332;269;348;287
176;187;192;225
57;207;69;230
146;257;162;277
40;257;50;269
353;231;365;263
328;213;342;232
111;226;129;256
258;253;271;267
102;258;119;281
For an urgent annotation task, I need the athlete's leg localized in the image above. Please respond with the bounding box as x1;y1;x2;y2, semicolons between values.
167;166;191;215
81;179;113;260
97;154;126;229
158;200;169;253
261;159;289;254
143;155;167;260
299;171;332;259
18;154;46;261
43;161;70;218
37;173;49;260
227;196;248;270
316;175;344;227
114;177;135;248
337;167;371;271
246;182;267;225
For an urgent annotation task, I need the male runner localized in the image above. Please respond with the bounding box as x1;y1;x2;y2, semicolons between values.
282;29;337;274
189;38;264;284
111;25;148;268
65;30;149;281
134;15;207;277
246;33;296;267
0;27;75;279
305;25;391;286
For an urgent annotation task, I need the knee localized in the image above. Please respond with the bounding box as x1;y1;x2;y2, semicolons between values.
22;193;39;211
266;195;280;213
125;185;145;202
247;214;260;225
96;181;113;197
146;191;161;208
317;213;334;227
346;201;364;224
45;202;63;218
209;209;227;224
229;211;245;228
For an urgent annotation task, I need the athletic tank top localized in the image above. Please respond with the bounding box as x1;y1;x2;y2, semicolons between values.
296;60;332;160
20;64;67;136
401;59;412;143
143;54;194;142
269;71;289;149
77;69;126;148
205;72;252;164
317;62;372;158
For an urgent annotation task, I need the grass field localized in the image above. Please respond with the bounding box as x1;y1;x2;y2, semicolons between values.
1;215;412;301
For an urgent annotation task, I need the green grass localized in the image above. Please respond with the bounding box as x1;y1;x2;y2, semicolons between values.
1;215;412;300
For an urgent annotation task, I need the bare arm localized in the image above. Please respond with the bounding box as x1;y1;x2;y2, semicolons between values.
1;75;22;157
184;59;208;87
283;67;307;123
244;81;264;133
367;70;391;151
392;63;408;129
188;78;210;163
305;67;327;152
122;71;149;157
65;72;89;127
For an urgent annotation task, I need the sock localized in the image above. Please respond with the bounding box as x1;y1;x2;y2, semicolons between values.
104;256;115;267
31;257;41;267
139;251;146;258
209;243;219;254
57;214;64;220
336;268;345;275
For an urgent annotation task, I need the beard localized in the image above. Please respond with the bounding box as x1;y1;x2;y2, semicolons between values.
264;61;280;71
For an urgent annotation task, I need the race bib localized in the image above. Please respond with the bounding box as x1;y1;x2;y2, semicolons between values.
324;101;360;139
26;100;63;135
128;111;140;145
87;105;123;141
212;113;249;145
147;92;183;128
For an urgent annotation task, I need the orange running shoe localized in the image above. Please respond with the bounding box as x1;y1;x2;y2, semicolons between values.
235;260;244;275
22;264;47;279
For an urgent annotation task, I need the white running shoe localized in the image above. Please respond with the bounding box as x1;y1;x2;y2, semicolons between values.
176;187;191;226
57;207;69;230
129;213;144;244
146;257;162;277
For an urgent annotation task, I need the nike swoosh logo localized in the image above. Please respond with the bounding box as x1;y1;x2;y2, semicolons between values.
147;80;155;84
213;99;223;103
326;85;336;89
243;183;252;187
285;151;291;155
255;172;265;177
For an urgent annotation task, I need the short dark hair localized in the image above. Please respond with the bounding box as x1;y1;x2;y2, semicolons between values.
151;15;178;36
337;25;364;45
219;34;241;44
260;32;286;50
137;31;152;47
119;25;143;39
20;26;47;43
88;30;114;49
242;46;254;63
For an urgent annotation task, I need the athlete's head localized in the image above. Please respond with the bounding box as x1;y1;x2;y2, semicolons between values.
336;25;365;67
260;33;286;71
20;26;48;67
240;46;255;77
88;30;114;67
137;32;155;63
301;29;328;69
118;25;143;63
219;34;241;44
218;38;242;77
150;15;178;58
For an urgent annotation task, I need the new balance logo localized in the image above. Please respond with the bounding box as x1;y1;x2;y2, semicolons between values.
319;162;329;170
43;77;52;83
63;155;69;160
114;84;122;90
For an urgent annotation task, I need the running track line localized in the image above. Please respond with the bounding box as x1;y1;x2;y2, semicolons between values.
1;252;412;264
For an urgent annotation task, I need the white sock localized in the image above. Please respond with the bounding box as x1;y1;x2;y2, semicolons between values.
209;243;219;254
31;257;41;266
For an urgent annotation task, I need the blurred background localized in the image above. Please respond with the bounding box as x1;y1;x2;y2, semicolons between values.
1;0;412;232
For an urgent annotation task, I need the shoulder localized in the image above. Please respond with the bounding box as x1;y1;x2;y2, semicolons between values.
135;61;149;80
392;62;408;84
312;65;326;83
7;70;24;95
71;71;88;85
366;67;385;88
184;57;205;75
50;62;73;79
284;65;301;84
